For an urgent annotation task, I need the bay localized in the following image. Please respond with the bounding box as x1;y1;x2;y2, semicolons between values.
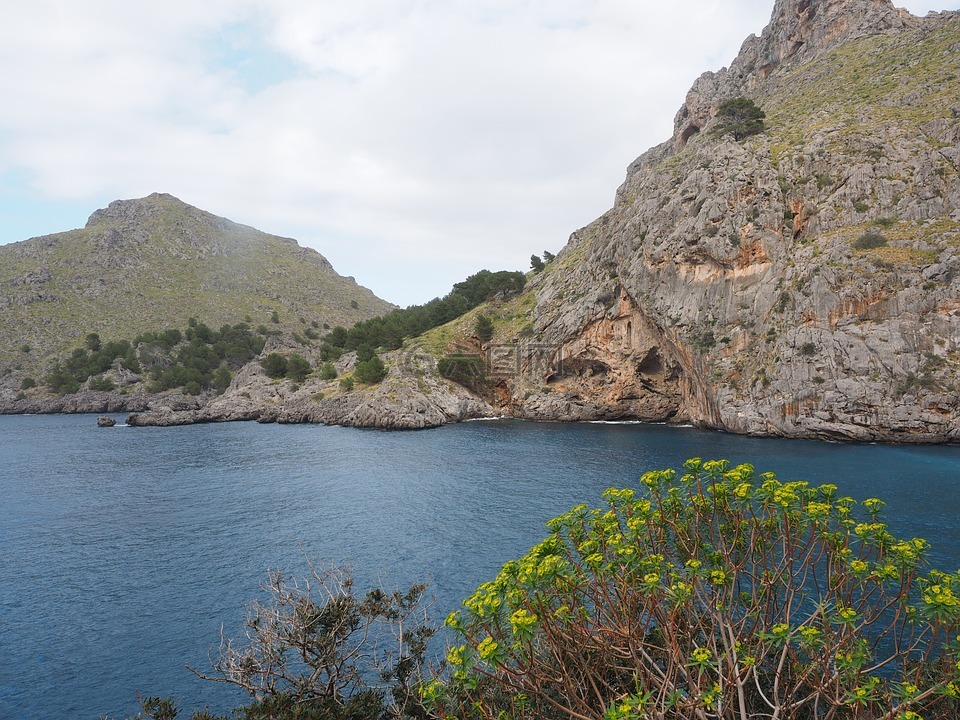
2;414;960;719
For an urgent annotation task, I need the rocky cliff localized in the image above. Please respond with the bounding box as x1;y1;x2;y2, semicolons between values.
124;349;495;430
475;0;960;442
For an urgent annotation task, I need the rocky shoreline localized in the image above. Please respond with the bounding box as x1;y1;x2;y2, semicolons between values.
6;344;960;444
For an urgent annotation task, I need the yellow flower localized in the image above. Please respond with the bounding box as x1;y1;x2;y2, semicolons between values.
691;647;712;663
477;636;499;661
510;609;538;634
710;569;727;585
447;644;467;666
849;560;869;574
771;623;791;640
583;552;604;567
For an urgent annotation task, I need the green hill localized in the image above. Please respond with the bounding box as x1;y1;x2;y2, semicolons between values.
0;193;394;387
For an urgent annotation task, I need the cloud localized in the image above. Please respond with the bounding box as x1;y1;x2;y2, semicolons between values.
0;0;957;305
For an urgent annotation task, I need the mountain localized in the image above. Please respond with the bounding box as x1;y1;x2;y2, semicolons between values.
493;0;960;442
0;193;394;396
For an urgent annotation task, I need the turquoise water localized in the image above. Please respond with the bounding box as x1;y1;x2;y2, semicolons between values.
2;414;960;718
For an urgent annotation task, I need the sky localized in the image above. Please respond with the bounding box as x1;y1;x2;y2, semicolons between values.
1;1;958;307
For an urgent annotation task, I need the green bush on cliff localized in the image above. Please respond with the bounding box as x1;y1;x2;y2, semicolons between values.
43;321;267;396
474;315;494;343
713;97;766;141
319;362;337;380
260;353;288;379
437;355;486;385
286;354;312;382
44;340;139;395
354;354;387;384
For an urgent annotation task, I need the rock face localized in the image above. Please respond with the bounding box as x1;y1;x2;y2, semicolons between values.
126;349;496;430
497;0;960;442
675;0;916;151
1;390;152;415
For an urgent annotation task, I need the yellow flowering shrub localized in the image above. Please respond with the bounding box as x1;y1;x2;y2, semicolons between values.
429;459;960;720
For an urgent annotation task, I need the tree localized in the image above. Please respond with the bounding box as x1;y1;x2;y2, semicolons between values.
212;367;232;394
474;315;494;343
530;254;545;273
260;353;288;379
356;344;375;363
320;362;338;380
437;355;486;390
287;354;312;382
188;564;434;720
85;333;102;351
542;250;555;263
430;459;960;720
714;97;766;141
354;355;387;384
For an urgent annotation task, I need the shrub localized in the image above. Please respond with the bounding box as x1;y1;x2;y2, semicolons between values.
713;97;766;141
692;328;716;352
855;231;888;250
89;376;116;392
438;355;486;385
339;376;355;392
260;353;288;379
320;362;338;380
354;355;387;384
430;459;960;720
20;377;36;390
176;565;434;720
799;341;817;356
212;367;232;394
286;354;312;382
474;315;494;343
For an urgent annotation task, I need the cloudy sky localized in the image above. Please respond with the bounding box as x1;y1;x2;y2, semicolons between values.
1;1;957;306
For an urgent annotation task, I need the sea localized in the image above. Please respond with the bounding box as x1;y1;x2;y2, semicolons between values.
2;413;960;719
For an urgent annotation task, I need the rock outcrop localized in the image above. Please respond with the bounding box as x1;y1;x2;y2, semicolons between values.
126;349;496;430
491;0;960;442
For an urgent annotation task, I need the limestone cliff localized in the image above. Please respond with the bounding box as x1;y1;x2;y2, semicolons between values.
492;0;960;441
